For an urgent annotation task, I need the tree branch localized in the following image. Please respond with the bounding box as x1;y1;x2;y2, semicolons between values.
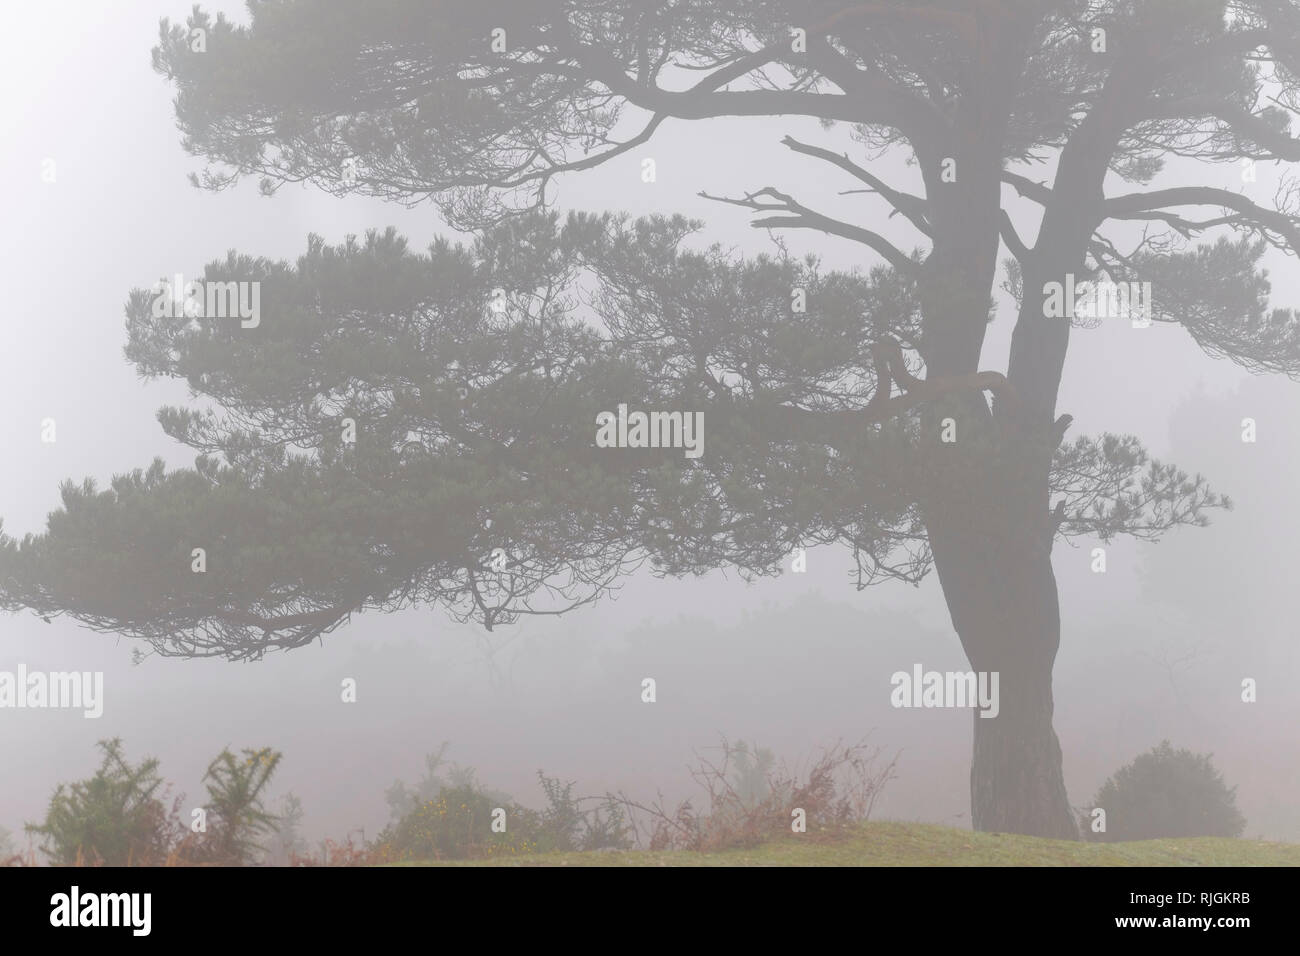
1105;186;1300;252
1002;170;1053;206
699;186;921;274
780;134;933;236
1000;209;1032;263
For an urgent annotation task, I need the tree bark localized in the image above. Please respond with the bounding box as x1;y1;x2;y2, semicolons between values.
926;494;1077;838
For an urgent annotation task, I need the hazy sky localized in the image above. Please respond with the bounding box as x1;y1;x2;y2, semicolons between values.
2;1;1297;849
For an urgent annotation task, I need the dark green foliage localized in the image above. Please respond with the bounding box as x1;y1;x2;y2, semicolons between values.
25;738;184;866
1085;741;1247;842
384;744;513;823
0;213;1227;660
535;772;631;852
25;739;284;866
375;784;536;861
375;763;631;860
198;747;283;864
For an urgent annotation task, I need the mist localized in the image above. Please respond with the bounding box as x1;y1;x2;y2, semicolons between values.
2;0;1297;862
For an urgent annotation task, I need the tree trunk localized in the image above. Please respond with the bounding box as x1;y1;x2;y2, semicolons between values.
910;265;1081;834
905;35;1080;831
926;472;1078;839
969;645;1075;837
912;197;1079;837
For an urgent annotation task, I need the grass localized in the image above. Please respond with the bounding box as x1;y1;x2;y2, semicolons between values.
388;821;1300;867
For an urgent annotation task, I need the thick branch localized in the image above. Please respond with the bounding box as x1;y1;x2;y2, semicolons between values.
1000;209;1031;263
758;363;1020;446
554;38;870;124
1105;186;1300;252
1141;97;1300;162
1002;170;1053;206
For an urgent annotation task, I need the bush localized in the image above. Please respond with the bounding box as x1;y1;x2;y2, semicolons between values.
290;834;389;867
375;784;538;862
617;736;898;852
374;738;895;859
0;825;26;866
373;762;632;862
1084;740;1246;842
26;739;286;866
727;741;777;808
25;738;185;866
384;744;513;824
263;792;308;865
536;772;631;852
191;747;283;864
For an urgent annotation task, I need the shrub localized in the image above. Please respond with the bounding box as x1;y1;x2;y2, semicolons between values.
617;736;898;852
376;784;537;861
263;792;308;865
535;772;631;852
384;744;512;823
375;752;631;862
26;739;286;866
0;825;24;866
1084;740;1246;842
727;741;777;808
290;833;389;867
375;738;895;858
192;747;282;864
25;738;185;866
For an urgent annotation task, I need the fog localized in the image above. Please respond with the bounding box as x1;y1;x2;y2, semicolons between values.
1;0;1296;853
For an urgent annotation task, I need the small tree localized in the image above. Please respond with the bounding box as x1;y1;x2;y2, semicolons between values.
1085;740;1246;842
264;792;308;865
198;747;282;864
25;738;183;865
535;772;632;851
727;740;778;808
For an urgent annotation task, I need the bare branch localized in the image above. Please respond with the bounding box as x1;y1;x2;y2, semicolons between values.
780;134;933;236
699;186;921;274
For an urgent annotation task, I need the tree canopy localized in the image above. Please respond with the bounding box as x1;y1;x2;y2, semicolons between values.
1;211;1225;657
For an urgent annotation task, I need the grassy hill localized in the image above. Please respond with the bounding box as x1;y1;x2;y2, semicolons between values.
390;821;1300;867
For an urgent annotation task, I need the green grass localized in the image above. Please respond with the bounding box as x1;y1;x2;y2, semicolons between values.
388;821;1300;867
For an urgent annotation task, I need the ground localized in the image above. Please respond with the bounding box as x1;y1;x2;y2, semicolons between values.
387;821;1300;867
